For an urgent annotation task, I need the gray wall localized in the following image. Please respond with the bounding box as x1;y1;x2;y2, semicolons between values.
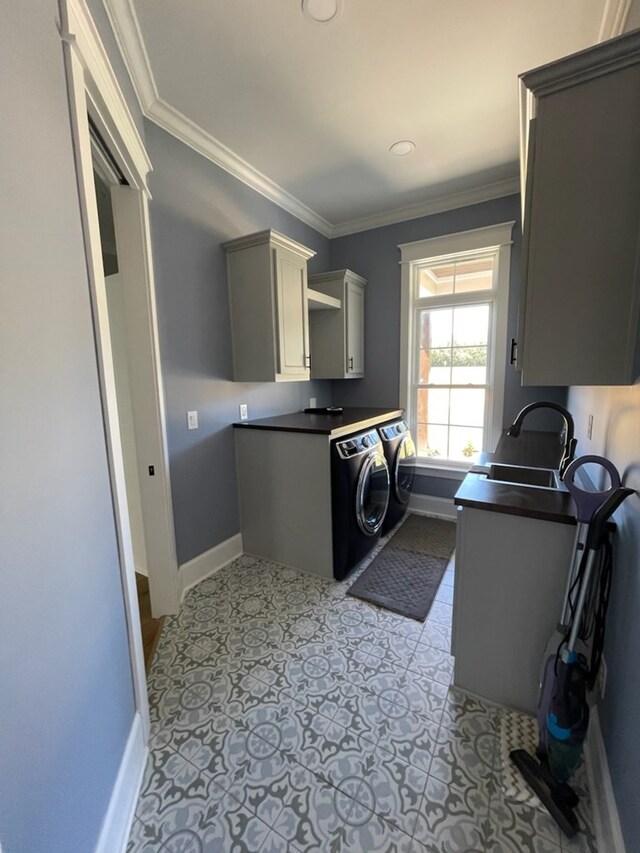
329;195;568;498
568;384;640;851
1;2;136;851
144;122;333;565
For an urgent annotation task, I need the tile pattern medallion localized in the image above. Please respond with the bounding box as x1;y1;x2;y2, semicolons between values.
128;516;597;853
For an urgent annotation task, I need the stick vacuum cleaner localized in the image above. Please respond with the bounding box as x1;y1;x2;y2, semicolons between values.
510;455;634;838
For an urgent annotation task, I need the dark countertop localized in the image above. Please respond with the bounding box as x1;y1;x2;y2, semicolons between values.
232;407;404;437
454;430;576;525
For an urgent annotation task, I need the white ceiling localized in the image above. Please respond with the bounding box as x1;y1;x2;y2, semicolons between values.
108;0;629;235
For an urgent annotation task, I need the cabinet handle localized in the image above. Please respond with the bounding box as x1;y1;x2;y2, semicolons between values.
509;338;518;366
348;356;354;370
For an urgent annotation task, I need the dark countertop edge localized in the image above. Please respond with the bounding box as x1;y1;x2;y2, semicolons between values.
234;423;333;435
453;482;576;526
232;409;404;437
454;487;616;531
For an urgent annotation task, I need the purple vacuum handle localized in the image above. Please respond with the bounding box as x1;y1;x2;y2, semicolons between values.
563;455;622;523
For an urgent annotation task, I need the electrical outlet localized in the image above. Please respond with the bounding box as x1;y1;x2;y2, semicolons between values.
309;397;317;408
239;403;248;421
587;413;594;440
597;656;607;699
187;410;198;430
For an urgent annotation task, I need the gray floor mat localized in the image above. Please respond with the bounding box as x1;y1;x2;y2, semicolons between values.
347;515;456;621
390;513;457;558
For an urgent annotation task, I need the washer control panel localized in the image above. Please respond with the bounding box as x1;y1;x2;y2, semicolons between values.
379;420;409;441
335;429;382;459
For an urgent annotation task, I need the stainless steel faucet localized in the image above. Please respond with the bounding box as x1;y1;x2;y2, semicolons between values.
507;402;577;478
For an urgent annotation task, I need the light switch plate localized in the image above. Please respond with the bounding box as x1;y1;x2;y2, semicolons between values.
239;403;248;421
187;410;198;430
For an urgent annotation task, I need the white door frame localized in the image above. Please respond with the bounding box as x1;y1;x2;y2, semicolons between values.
61;0;180;730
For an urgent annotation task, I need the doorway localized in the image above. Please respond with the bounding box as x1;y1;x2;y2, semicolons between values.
93;167;165;670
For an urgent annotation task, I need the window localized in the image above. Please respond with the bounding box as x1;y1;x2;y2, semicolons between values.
399;222;514;471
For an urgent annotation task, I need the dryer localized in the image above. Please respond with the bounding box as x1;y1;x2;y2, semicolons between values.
331;428;390;580
378;419;416;534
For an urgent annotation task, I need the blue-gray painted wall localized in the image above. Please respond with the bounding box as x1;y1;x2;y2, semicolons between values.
1;3;136;851
329;196;568;498
568;385;640;850
144;122;332;564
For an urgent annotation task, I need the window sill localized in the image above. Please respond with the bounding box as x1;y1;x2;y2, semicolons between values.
413;461;470;480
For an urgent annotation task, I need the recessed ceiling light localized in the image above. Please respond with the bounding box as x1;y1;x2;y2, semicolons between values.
389;140;416;157
302;0;342;24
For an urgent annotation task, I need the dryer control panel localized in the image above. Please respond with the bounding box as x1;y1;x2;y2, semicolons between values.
335;429;382;460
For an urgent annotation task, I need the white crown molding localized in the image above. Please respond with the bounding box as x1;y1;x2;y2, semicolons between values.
101;0;158;109
598;0;631;41
149;98;334;236
100;0;522;240
151;95;518;237
99;0;522;239
331;178;521;238
101;0;333;236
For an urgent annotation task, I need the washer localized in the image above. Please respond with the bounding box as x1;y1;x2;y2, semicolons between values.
378;419;416;534
331;428;390;580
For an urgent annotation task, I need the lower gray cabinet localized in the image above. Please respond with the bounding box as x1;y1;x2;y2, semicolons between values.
308;269;366;379
452;505;575;713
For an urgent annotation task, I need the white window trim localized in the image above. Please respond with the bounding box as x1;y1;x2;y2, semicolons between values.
399;221;515;473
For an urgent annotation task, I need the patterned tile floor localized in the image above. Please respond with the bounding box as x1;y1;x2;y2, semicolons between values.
128;519;597;853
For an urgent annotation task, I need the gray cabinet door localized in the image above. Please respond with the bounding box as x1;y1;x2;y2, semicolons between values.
453;506;575;713
346;279;365;376
520;48;640;386
274;245;310;377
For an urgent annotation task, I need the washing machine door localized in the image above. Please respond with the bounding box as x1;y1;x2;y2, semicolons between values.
356;450;390;535
393;433;416;506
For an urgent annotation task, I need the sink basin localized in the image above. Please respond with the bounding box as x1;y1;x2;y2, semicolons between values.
486;464;560;489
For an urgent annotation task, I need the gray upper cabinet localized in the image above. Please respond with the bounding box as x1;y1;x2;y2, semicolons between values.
223;229;316;382
308;269;366;379
518;31;640;386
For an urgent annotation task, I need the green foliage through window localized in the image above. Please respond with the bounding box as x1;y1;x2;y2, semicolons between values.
427;346;487;367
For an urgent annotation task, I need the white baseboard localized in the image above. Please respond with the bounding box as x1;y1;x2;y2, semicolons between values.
94;712;147;853
584;706;627;853
408;494;458;521
179;532;243;601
